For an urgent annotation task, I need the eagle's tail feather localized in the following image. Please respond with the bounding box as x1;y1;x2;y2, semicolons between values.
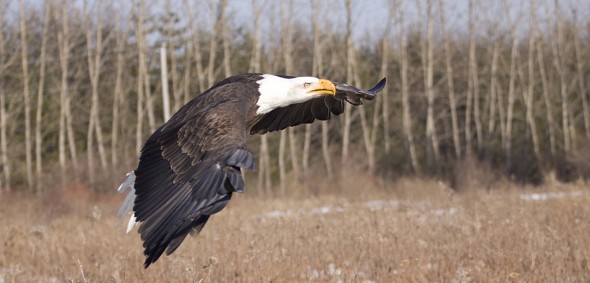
117;171;138;233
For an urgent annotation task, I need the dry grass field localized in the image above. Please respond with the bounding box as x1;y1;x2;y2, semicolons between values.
1;174;589;282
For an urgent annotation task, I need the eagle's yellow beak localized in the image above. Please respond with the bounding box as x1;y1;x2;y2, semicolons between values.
308;79;336;96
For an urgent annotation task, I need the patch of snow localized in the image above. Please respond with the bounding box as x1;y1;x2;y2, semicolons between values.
519;191;583;201
256;205;344;220
431;207;458;216
260;209;296;219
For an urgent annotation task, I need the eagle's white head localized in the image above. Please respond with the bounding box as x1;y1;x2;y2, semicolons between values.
256;74;336;114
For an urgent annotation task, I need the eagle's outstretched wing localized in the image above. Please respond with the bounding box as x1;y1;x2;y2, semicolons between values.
249;78;386;134
124;81;257;268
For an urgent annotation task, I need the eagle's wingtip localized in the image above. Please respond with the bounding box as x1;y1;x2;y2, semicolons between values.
368;78;387;94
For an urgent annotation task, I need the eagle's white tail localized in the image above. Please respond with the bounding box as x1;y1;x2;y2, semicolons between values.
117;171;137;233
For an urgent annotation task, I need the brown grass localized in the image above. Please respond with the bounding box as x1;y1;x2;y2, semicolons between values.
1;176;589;282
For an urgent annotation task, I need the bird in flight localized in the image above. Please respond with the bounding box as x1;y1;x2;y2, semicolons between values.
117;73;386;268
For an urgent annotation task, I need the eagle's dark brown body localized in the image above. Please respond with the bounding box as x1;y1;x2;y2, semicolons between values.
120;73;385;267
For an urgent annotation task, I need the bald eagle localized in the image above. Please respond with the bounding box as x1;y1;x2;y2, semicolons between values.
117;73;386;268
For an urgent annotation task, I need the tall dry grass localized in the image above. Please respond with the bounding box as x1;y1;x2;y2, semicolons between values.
1;174;589;282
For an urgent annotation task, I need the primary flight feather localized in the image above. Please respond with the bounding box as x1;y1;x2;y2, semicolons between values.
117;73;386;268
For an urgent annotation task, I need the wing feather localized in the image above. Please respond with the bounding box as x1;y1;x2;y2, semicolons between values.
250;78;385;134
131;80;258;268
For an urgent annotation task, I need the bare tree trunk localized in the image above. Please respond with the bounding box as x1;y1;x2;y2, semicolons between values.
85;0;107;184
111;11;129;166
278;130;287;194
504;0;519;169
573;17;589;139
249;0;262;78
358;66;382;173
397;9;420;174
184;0;206;94
535;29;556;160
341;0;353;168
182;44;192;104
381;0;396;154
505;33;518;169
19;0;33;188
34;0;51;192
465;0;475;158
164;0;181;113
321;121;333;178
136;1;155;133
525;3;541;164
135;0;147;154
160;44;171;121
487;40;499;152
144;58;156;132
220;0;231;78
419;0;440;170
279;0;300;184
309;0;333;179
569;107;577;153
302;123;312;177
439;0;461;159
0;87;6;191
207;1;220;87
57;0;78;180
250;0;271;194
470;0;482;155
278;0;291;193
551;0;570;155
0;0;6;190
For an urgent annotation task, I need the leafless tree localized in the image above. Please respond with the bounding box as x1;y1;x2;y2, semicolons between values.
381;0;397;154
550;0;570;155
185;0;206;93
57;0;78;180
470;0;482;154
277;0;294;194
111;6;130;166
533;4;556;159
465;0;476;157
308;0;333;179
572;10;589;139
341;0;354;168
19;0;33;188
439;0;461;159
396;5;420;173
220;0;231;78
34;0;51;192
417;0;440;169
0;0;8;191
85;0;107;183
135;0;147;154
249;0;271;194
525;0;541;163
487;39;500;155
163;0;181;113
503;0;520;168
206;0;221;87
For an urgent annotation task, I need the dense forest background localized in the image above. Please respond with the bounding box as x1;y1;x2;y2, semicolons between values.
2;0;590;194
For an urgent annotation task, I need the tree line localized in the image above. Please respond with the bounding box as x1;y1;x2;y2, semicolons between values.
1;0;589;194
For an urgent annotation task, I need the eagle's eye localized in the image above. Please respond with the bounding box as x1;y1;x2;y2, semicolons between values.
303;82;311;88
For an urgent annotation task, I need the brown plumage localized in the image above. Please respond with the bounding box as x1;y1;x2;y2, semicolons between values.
118;73;386;268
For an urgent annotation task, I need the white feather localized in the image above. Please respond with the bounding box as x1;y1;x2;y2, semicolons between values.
126;214;137;234
116;171;138;233
256;74;320;114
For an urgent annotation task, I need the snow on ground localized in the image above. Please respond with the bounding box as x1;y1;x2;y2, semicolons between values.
519;191;584;201
255;189;587;221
